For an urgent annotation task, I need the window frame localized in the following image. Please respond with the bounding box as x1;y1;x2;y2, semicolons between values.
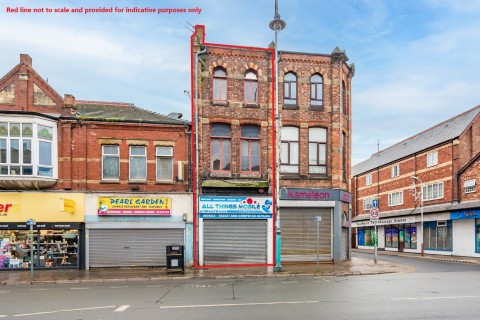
388;190;403;206
422;182;444;201
280;126;299;174
210;124;231;173
156;146;173;182
366;173;372;186
464;179;476;194
213;68;227;103
244;70;258;104
427;151;438;167
391;164;400;178
363;198;374;211
283;72;297;107
102;145;120;181
310;74;323;109
240;125;261;173
308;127;327;175
129;145;147;181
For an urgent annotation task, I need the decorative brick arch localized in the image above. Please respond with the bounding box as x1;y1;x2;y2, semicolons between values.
208;62;230;75
243;62;263;76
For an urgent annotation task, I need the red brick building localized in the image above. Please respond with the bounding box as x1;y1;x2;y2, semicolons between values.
351;106;480;258
190;25;354;266
0;54;192;270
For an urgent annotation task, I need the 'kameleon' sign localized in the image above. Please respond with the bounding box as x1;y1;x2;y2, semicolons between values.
351;216;416;227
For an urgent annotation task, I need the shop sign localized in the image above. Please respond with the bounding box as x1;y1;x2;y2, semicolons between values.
0;202;18;216
199;196;273;218
351;216;416;227
0;222;80;230
280;188;352;203
451;209;480;220
98;197;171;216
62;199;75;213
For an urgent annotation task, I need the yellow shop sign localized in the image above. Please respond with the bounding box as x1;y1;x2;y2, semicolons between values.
98;197;171;216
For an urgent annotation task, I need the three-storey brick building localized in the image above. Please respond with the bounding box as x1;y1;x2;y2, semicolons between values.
190;25;354;266
352;106;480;257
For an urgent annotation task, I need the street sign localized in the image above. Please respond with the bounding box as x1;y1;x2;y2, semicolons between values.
369;207;379;221
372;199;379;208
315;216;322;222
26;219;36;226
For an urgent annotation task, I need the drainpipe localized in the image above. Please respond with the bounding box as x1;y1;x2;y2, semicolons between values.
194;45;207;267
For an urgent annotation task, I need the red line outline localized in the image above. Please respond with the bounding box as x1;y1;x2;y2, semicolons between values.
191;25;276;269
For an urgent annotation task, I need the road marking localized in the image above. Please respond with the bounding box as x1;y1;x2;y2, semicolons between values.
13;305;116;317
146;285;166;288
0;315;7;318
315;279;330;283
110;286;129;289
114;305;130;312
281;281;298;284
0;291;10;294
70;287;90;290
159;300;318;309
393;295;480;301
28;288;48;291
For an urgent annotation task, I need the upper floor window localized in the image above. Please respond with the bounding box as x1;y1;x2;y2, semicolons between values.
211;124;231;172
244;71;258;104
391;164;400;178
310;74;323;107
366;173;372;186
363;198;375;211
283;72;297;106
308;127;326;174
0;120;56;178
129;146;146;181
422;182;444;201
213;68;227;102
427;151;438;167
388;191;403;206
464;179;476;194
102;145;120;180
240;125;260;173
341;81;347;115
156;146;173;181
281;126;299;173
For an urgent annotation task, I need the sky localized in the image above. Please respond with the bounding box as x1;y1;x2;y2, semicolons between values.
1;0;479;165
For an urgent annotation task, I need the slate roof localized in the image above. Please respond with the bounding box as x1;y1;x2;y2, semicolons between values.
352;105;480;176
73;101;190;126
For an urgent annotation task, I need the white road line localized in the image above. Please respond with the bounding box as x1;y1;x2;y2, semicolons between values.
14;305;116;317
159;300;318;309
70;287;90;290
393;295;480;301
281;281;298;284
110;286;129;289
114;305;130;312
0;291;10;294
0;315;7;318
28;288;48;291
146;285;165;288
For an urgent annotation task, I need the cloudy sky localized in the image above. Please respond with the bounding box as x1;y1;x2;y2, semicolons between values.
1;0;479;164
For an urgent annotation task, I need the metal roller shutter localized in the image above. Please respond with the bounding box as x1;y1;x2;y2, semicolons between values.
281;208;332;262
89;229;183;268
204;220;267;265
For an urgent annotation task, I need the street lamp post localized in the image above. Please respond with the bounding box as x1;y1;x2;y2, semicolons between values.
269;0;286;273
411;176;424;256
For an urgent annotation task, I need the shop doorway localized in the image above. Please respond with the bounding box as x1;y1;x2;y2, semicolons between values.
398;229;405;252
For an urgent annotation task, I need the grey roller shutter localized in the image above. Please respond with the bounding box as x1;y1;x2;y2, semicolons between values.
89;229;183;268
204;220;267;265
281;208;332;262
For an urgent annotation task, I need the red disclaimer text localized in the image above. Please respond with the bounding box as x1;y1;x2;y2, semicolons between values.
5;6;202;14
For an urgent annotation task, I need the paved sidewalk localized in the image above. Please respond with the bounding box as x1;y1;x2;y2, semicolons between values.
1;250;478;286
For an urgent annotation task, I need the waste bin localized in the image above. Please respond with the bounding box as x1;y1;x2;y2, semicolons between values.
166;244;184;273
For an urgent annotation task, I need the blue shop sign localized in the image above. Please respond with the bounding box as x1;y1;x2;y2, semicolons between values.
451;209;480;220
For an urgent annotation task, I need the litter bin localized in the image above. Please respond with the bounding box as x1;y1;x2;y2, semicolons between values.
166;244;184;273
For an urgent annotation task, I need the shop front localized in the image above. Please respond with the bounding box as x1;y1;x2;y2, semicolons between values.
85;194;192;269
198;196;274;266
0;192;85;270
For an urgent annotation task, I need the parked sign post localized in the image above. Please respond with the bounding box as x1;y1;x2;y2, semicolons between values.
370;207;379;264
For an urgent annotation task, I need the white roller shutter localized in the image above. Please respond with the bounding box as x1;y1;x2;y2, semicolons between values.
89;229;183;268
204;220;268;265
281;208;332;262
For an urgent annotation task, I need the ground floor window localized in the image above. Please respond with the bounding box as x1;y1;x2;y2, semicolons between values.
358;227;375;246
385;224;417;249
476;219;480;253
424;221;452;251
0;229;78;269
404;224;417;249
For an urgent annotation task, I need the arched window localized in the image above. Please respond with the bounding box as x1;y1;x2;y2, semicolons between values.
308;127;327;174
244;71;258;104
310;74;323;107
280;126;299;173
283;72;297;106
210;124;231;172
241;125;260;172
213;68;227;102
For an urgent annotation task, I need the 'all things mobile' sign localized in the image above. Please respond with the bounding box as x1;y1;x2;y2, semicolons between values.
199;196;273;219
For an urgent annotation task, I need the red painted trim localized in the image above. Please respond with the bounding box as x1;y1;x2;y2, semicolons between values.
191;24;277;269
